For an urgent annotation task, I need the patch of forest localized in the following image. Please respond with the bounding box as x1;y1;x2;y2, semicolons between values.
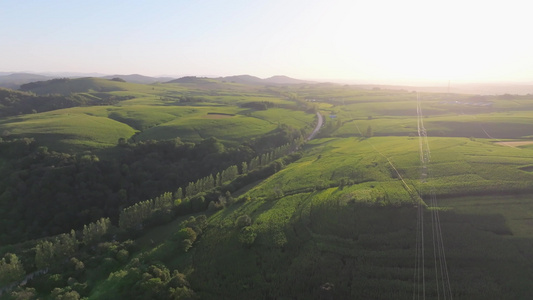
18;78;128;96
0;123;305;245
0;88;132;117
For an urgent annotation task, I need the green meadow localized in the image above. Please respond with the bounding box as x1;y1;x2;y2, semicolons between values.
137;113;274;144
0;108;137;152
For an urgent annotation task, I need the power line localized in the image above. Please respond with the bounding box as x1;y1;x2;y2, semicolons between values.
352;119;427;299
416;92;452;299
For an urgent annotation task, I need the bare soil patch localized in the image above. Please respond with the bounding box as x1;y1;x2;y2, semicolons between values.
495;141;533;147
520;166;533;172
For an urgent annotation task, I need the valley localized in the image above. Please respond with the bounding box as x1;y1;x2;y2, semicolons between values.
1;76;533;299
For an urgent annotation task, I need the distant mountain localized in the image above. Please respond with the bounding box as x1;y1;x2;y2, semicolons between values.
39;72;107;78
219;75;312;85
0;72;313;89
101;74;174;84
19;77;129;95
165;76;214;84
0;73;52;89
166;74;311;86
220;75;263;84
263;75;312;85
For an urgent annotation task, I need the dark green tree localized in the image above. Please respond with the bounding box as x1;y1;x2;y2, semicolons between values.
0;253;25;285
235;214;252;228
174;187;183;200
239;226;257;247
365;125;373;138
35;241;55;269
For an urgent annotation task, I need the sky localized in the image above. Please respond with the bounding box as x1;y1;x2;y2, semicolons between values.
2;0;533;84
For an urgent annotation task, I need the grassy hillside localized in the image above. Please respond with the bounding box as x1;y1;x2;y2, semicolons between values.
0;108;137;152
185;191;533;299
18;77;146;95
136;108;314;144
0;104;314;153
137;113;275;144
51;135;533;299
77;132;533;298
243;137;533;200
177;135;533;299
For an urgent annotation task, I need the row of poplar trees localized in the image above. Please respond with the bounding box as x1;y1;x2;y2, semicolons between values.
0;138;302;288
118;141;297;231
0;218;112;287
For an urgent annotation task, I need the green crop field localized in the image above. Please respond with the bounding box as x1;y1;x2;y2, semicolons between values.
440;194;533;237
188;132;533;298
242;136;533;204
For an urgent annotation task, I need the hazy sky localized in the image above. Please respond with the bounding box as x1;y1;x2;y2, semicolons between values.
2;0;532;83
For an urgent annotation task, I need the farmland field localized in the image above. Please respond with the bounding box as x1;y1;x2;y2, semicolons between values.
3;78;533;299
440;195;533;237
0;92;315;152
244;136;533;201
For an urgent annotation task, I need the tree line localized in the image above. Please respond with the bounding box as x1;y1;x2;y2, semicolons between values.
0;217;112;289
0;87;130;117
118;138;301;231
0;123;306;245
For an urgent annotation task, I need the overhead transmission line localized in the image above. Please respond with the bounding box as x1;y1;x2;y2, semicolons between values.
351;102;451;298
414;92;452;299
352;116;427;298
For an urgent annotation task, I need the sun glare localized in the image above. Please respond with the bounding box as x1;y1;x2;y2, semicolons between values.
285;0;533;83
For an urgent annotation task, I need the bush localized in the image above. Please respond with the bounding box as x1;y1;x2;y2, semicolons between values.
116;249;129;263
235;215;252;228
181;239;193;253
175;227;197;242
239;226;257;247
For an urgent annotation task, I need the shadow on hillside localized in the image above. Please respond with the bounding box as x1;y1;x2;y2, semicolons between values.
4;132;122;160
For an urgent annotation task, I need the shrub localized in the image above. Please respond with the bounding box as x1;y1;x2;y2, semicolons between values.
239;226;257;247
235;215;252;228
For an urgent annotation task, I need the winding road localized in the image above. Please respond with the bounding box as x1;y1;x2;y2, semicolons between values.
306;112;323;141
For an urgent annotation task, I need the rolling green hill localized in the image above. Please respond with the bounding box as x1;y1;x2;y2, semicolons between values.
0;73;51;89
2;79;533;299
72;135;533;299
18;77;136;95
0;108;138;152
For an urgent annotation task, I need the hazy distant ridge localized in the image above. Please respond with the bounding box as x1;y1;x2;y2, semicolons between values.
263;75;312;84
215;74;313;85
19;77;128;95
3;72;533;94
164;74;312;85
100;74;174;84
0;73;52;89
0;72;313;90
